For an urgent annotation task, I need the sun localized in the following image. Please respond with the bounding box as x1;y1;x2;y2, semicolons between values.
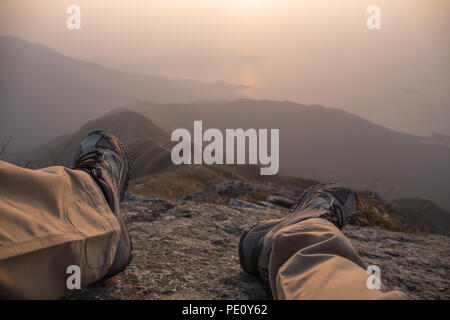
241;68;258;88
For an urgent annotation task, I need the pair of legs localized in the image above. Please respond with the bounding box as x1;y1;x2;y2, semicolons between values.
0;132;406;299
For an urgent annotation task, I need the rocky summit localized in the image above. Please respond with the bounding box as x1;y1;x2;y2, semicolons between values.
66;186;450;300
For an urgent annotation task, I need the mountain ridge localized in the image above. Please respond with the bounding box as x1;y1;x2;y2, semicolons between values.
0;36;245;150
128;99;450;211
11;109;450;235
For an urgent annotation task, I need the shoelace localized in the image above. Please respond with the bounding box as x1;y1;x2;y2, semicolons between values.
73;151;102;175
292;190;345;228
289;183;328;212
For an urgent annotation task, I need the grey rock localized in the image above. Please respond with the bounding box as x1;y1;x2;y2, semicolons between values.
66;194;450;300
228;198;266;210
266;195;296;208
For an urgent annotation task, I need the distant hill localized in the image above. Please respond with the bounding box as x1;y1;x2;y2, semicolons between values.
0;36;245;150
13;110;173;179
128;99;450;211
429;133;450;149
392;198;450;234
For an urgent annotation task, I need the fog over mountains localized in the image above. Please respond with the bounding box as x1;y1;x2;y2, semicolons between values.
0;36;245;150
2;36;450;213
10;109;450;234
129;100;450;210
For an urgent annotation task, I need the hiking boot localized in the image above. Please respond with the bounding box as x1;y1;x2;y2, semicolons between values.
239;183;358;281
72;130;132;278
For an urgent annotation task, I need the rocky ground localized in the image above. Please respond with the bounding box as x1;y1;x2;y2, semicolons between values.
66;187;450;300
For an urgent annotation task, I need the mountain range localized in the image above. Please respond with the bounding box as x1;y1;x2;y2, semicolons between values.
0;36;245;151
2;36;449;233
11;110;450;235
127;100;450;211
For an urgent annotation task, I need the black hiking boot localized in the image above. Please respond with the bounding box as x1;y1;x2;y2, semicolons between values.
239;183;358;281
72;131;132;278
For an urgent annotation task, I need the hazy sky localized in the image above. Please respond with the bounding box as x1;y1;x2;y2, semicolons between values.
1;0;449;136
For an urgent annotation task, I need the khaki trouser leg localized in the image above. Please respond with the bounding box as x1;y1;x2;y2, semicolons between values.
0;160;121;299
268;218;407;299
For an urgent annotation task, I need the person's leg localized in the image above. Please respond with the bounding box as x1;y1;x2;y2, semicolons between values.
269;218;406;299
0;160;120;299
239;183;407;300
0;131;132;299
